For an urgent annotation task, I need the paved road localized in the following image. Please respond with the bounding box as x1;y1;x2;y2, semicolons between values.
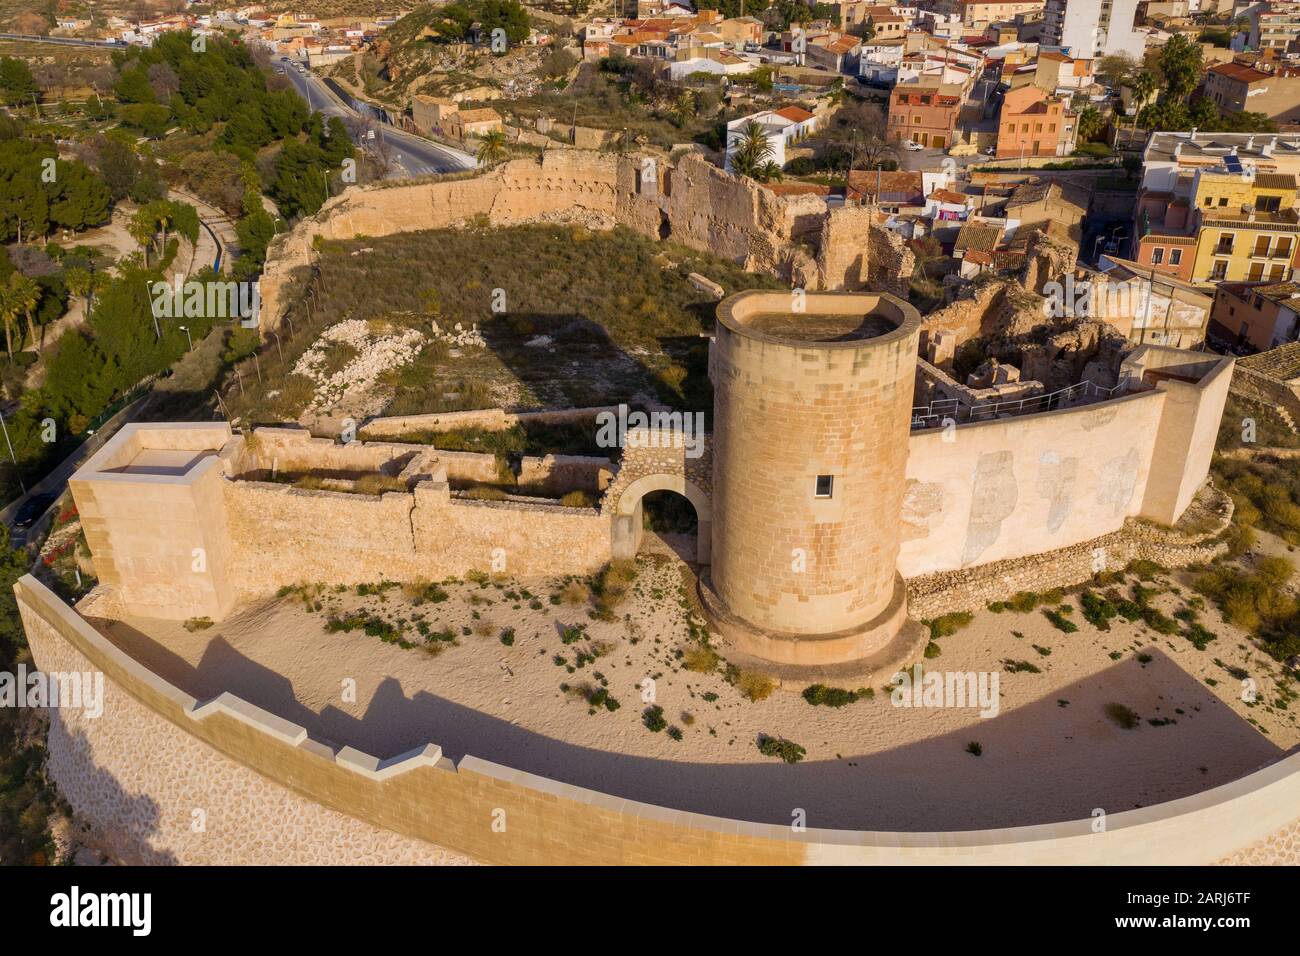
278;61;476;177
0;32;127;49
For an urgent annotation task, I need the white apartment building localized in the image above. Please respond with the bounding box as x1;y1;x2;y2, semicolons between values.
1041;0;1144;59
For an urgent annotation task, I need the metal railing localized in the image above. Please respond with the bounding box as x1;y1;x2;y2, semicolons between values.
911;375;1135;430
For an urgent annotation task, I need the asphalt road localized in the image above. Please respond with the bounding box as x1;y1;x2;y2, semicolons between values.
278;61;476;177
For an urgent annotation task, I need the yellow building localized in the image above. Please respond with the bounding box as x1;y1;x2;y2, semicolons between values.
1189;168;1300;284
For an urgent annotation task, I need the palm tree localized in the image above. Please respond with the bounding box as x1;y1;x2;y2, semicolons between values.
756;162;783;184
670;90;696;128
7;274;41;356
0;285;18;360
730;120;775;179
129;209;156;266
476;130;507;165
64;266;91;318
1131;71;1157;133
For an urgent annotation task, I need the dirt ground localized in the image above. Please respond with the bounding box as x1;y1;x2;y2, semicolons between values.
84;535;1298;833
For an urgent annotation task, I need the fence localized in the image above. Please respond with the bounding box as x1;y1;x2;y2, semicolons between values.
912;376;1136;430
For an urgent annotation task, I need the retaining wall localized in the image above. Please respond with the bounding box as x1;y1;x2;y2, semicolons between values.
17;575;1300;865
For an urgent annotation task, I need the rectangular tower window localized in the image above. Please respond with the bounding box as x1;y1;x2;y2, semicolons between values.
815;475;834;498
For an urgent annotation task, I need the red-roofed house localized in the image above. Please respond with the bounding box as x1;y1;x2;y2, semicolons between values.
1204;61;1300;124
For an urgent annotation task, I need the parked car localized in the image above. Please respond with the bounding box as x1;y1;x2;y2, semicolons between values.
12;494;56;531
904;140;925;152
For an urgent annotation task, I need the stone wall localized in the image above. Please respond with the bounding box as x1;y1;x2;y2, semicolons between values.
18;575;1300;865
258;151;904;331
907;483;1233;618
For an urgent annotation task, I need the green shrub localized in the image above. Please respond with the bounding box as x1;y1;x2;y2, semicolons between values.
643;705;667;732
1104;702;1140;729
801;684;868;707
757;735;806;763
925;611;974;639
1043;608;1078;633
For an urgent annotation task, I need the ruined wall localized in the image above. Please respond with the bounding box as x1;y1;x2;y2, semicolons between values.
18;574;1300;865
260;151;905;330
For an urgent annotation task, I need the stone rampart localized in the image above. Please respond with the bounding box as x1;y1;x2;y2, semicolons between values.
258;151;894;331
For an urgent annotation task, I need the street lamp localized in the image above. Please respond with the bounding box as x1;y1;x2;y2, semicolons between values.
179;325;193;350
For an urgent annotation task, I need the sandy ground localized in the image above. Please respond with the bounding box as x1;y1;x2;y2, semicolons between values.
84;535;1298;832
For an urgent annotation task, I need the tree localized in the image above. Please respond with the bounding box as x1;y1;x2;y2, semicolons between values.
117;103;171;138
1157;34;1203;101
0;57;36;107
1077;106;1104;143
476;129;508;165
0;284;17;358
670;90;697;128
64;266;92;317
6;274;41;355
1131;71;1157;130
731;121;775;178
1096;53;1140;90
94;135;141;201
129;207;158;265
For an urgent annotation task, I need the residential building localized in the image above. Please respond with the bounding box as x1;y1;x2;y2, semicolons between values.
1004;179;1089;239
1248;2;1300;53
1210;281;1300;351
446;108;503;141
411;95;459;136
846;169;926;210
996;85;1074;158
807;34;863;72
1137;131;1300;196
1040;0;1144;59
1203;62;1300;125
724;107;821;172
1138;160;1300;286
958;0;1045;28
1033;50;1093;92
667;49;752;79
887;80;967;149
858;37;905;83
865;8;908;37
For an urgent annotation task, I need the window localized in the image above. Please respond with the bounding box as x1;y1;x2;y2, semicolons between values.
1276;237;1293;259
1215;233;1235;255
1211;260;1229;280
1256;195;1281;212
1270;264;1287;281
815;475;834;498
1248;261;1265;281
1218;197;1229;207
1170;248;1182;265
1255;235;1271;257
1151;248;1164;264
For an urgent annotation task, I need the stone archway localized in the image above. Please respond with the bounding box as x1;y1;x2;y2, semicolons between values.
611;473;711;564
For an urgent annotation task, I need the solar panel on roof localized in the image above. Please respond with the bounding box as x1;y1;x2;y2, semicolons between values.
1224;154;1244;173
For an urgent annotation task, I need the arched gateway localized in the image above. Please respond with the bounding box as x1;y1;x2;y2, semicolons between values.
602;428;713;565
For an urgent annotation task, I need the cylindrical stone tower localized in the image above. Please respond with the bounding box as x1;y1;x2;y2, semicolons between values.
702;290;922;667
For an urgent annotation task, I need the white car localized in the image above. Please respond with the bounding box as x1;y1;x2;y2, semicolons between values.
904;141;925;152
